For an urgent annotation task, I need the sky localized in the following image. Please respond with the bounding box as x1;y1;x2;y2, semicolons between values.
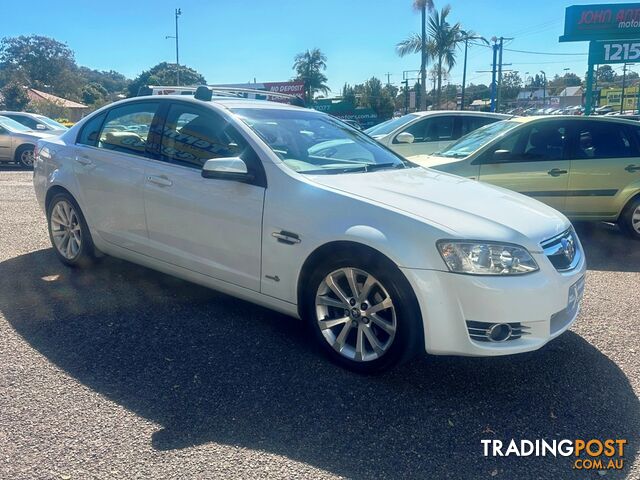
1;0;632;93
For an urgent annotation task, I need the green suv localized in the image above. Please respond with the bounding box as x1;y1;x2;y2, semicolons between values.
410;116;640;239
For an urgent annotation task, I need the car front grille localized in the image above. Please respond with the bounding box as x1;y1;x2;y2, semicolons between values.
541;228;581;272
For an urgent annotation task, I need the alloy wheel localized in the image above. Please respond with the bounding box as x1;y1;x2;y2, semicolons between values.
50;200;82;260
315;268;397;362
633;205;640;234
20;148;34;167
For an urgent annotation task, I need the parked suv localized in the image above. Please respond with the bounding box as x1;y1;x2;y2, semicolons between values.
365;111;510;157
34;93;585;372
409;116;640;239
0;111;68;135
0;115;54;168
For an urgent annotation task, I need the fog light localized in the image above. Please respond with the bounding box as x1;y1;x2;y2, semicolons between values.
487;323;513;342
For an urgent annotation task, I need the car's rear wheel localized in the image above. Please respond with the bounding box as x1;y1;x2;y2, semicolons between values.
47;193;97;267
619;197;640;240
15;145;35;169
303;252;423;373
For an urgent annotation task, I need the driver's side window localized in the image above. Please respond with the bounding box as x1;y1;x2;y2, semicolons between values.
480;123;567;164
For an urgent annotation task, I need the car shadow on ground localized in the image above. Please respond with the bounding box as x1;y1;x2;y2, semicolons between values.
0;164;27;171
574;222;640;272
0;243;638;479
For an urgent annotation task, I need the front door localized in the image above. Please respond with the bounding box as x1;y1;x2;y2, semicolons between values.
143;102;265;291
478;121;571;212
565;120;640;218
392;115;455;157
73;101;161;251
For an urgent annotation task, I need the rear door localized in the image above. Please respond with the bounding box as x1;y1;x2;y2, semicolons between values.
73;101;161;251
565;120;640;218
478;121;571;212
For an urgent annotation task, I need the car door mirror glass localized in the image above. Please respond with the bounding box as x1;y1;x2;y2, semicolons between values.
202;157;252;180
396;132;415;144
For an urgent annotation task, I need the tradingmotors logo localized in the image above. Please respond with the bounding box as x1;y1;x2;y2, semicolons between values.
481;439;627;471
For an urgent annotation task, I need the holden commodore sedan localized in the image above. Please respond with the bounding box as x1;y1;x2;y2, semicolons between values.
33;92;586;373
409;116;640;239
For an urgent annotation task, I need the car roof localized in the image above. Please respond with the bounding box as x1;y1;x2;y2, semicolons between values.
411;110;511;118
510;115;640;126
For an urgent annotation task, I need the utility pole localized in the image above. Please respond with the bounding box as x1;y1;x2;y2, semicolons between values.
385;72;392;86
490;39;499;112
420;2;427;111
621;63;629;114
166;8;182;86
461;36;469;110
402;79;409;114
540;70;547;108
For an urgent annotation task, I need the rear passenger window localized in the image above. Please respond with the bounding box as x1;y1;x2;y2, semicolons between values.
460;116;497;137
160;104;246;169
575;122;636;159
97;103;160;158
77;112;106;147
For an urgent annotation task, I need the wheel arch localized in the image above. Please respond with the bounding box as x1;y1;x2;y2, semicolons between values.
14;142;36;162
45;185;77;212
296;240;408;316
618;190;640;220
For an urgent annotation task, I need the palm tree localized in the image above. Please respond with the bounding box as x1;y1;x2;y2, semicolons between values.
396;1;434;110
292;48;330;103
458;30;489;110
427;5;461;109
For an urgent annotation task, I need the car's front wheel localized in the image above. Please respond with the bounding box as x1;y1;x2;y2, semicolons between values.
303;252;423;373
15;145;35;169
619;197;640;240
47;193;97;267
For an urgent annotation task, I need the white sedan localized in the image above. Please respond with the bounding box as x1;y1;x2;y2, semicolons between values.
33;92;586;373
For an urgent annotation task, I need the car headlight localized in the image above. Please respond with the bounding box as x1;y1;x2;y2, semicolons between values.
436;240;539;275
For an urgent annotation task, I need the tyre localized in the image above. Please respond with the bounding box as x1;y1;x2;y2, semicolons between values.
15;145;35;169
619;197;640;240
47;192;97;267
303;251;424;373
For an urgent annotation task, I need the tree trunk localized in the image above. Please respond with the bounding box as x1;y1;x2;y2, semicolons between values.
436;56;443;109
420;5;427;111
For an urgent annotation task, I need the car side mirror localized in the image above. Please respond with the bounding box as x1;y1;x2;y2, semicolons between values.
396;132;415;144
36;124;47;130
492;149;512;163
202;157;254;182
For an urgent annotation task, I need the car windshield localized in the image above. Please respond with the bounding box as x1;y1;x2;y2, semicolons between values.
37;115;68;130
0;115;32;133
233;108;412;174
435;120;520;158
364;114;419;136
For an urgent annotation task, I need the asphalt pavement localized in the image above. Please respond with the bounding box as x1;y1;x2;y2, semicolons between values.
0;168;638;479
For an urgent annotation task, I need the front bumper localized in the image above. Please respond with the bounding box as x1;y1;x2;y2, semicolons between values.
401;252;587;356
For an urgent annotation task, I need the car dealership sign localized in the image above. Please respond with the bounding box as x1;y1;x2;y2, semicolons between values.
560;3;640;42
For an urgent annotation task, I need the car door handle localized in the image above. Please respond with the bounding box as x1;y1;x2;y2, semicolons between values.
75;156;92;166
547;168;568;177
146;175;173;187
625;164;640;172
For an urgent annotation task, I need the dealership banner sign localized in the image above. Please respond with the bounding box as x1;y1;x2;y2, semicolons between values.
560;3;640;42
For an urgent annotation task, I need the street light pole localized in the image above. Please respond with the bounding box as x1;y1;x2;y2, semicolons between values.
461;36;469;110
540;70;547;108
166;8;182;86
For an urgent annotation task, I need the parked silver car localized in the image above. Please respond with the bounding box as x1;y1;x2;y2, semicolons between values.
0;116;53;168
0;111;68;135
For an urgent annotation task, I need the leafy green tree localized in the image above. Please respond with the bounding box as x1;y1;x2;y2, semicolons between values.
397;4;461;109
501;71;523;102
596;65;615;84
0;35;82;99
396;0;435;110
79;67;130;95
293;48;330;102
342;83;357;106
127;62;206;97
82;82;109;105
360;77;397;120
0;82;30;110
